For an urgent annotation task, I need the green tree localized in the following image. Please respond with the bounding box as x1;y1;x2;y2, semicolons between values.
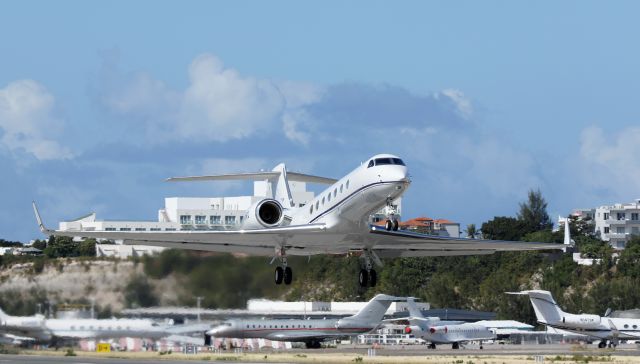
124;274;158;308
465;224;478;239
517;189;552;234
481;217;523;241
43;236;80;258
78;239;97;257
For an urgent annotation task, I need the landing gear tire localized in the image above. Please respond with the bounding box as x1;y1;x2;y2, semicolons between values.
452;342;459;350
598;341;607;349
428;343;436;349
385;219;393;231
369;269;377;287
284;266;293;285
275;266;284;285
359;269;369;287
392;219;399;231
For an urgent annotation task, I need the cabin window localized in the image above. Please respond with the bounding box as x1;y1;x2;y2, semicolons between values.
327;193;331;202
392;158;405;165
625;324;629;328
322;197;325;205
334;189;337;198
310;205;313;214
346;180;350;189
634;325;638;329
340;185;343;193
367;160;374;168
71;326;75;330
315;201;319;210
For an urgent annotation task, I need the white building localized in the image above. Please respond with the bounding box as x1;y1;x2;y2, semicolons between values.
594;199;640;249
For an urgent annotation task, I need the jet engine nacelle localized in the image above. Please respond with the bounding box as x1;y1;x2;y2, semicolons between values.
241;199;285;229
562;314;602;329
404;325;421;335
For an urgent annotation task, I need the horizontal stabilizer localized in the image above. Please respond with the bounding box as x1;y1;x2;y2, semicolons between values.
167;171;337;184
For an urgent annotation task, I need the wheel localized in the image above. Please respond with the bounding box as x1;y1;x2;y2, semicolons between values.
284;266;293;285
598;341;606;348
369;269;377;287
275;266;284;285
385;220;393;231
358;269;369;287
428;343;436;349
392;219;399;231
480;345;483;350
452;342;459;349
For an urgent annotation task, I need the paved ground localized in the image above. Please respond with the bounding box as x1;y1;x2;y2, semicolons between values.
1;343;639;363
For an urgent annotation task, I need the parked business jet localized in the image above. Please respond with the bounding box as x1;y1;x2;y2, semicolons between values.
205;294;404;348
33;154;563;287
400;298;495;349
0;307;207;345
507;290;640;348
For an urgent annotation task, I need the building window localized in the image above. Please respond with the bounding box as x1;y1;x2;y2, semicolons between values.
135;228;146;231
240;216;244;223
633;213;639;221
105;227;116;231
604;227;610;234
617;213;626;220
225;216;236;225
195;215;206;225
180;215;192;224
119;228;131;231
617;227;625;234
633;227;639;235
150;228;161;231
210;215;221;224
165;228;176;231
604;213;610;220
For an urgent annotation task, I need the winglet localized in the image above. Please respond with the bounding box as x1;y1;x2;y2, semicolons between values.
32;201;53;235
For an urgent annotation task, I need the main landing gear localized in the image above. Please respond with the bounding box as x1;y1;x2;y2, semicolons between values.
452;342;460;349
274;247;293;285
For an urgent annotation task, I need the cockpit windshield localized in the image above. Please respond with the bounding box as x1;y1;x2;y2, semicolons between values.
367;158;405;168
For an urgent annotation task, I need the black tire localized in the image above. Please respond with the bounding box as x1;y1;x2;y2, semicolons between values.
358;269;368;287
392;219;399;231
369;269;377;287
452;342;459;349
385;220;393;231
284;266;293;285
275;266;284;285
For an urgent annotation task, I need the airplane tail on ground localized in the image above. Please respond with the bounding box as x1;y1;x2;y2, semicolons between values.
348;294;405;324
507;290;565;325
406;297;425;318
0;307;10;323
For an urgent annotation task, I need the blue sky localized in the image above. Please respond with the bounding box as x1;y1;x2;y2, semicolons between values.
2;1;640;241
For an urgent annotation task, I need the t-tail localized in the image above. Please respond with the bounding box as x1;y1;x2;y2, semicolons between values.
337;294;406;329
507;290;565;325
407;297;425;318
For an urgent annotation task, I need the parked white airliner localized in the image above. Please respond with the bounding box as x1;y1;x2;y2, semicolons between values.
508;290;640;348
33;154;562;287
0;307;206;345
400;298;495;349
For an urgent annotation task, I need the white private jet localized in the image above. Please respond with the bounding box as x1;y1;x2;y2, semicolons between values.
397;298;495;349
0;307;208;345
33;153;563;287
508;290;640;348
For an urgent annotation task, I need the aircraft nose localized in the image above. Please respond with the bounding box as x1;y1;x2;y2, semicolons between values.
206;325;226;336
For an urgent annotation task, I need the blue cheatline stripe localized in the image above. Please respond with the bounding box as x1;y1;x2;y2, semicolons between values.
309;181;399;224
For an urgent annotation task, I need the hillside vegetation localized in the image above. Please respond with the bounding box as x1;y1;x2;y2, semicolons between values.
2;189;640;326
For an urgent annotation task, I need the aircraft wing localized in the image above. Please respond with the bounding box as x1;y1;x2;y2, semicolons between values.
34;203;562;257
368;226;563;258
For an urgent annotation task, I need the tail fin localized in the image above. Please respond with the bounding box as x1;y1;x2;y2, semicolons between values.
348;294;405;324
272;163;294;208
0;306;10;321
561;216;575;252
507;290;564;325
406;297;425;318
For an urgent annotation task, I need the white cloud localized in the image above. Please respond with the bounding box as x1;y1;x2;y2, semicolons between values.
0;80;72;160
178;54;285;141
438;88;473;119
579;126;640;197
